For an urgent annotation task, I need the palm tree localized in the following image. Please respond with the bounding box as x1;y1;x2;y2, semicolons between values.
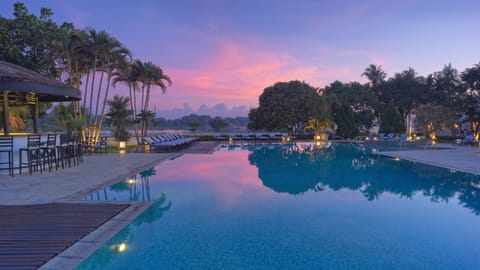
432;63;463;106
137;110;158;142
139;61;172;112
105;95;132;142
135;61;171;142
362;64;387;89
81;29;113;140
93;36;131;143
53;27;91;119
305;114;335;140
112;60;142;143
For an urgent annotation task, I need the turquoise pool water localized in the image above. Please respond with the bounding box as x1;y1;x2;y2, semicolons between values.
78;144;480;269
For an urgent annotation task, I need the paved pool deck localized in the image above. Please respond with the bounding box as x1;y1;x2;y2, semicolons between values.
381;143;480;175
0;152;175;205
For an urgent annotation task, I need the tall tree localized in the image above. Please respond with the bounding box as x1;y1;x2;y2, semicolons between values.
135;61;172;141
0;3;63;77
333;103;358;139
93;36;130;143
322;81;378;133
431;63;464;108
415;103;456;139
139;61;172;112
380;68;429;135
460;63;480;139
379;101;405;134
112;61;141;143
248;81;320;132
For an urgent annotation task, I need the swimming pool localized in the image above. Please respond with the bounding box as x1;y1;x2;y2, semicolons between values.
77;143;480;269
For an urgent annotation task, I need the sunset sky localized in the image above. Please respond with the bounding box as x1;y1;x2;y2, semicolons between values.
2;0;480;118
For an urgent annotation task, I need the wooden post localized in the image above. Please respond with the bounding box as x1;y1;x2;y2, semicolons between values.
2;91;9;135
33;99;39;133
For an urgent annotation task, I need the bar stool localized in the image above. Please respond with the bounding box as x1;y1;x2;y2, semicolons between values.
56;134;70;169
41;134;57;171
19;135;42;175
0;136;14;177
72;134;83;164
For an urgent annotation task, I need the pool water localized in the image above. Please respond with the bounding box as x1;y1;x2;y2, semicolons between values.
78;144;480;269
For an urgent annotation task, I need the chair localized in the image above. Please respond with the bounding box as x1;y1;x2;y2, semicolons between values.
93;137;108;154
19;135;42;175
0;136;14;176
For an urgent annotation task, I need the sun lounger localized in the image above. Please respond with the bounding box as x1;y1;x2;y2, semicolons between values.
458;135;474;145
385;133;395;140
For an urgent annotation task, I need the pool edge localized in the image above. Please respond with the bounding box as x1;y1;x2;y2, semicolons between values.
39;201;153;270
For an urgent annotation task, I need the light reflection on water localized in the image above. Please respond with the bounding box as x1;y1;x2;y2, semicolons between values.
78;144;480;270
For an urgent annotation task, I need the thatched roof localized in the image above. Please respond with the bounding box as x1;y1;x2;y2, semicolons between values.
0;60;81;102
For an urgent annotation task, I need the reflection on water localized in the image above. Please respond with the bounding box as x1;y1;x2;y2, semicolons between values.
248;143;480;214
85;167;158;201
77;195;171;269
79;167;171;269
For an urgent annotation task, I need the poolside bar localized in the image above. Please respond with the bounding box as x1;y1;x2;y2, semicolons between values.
0;61;81;174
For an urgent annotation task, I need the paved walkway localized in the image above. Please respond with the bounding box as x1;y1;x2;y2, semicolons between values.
0;152;174;205
381;143;480;175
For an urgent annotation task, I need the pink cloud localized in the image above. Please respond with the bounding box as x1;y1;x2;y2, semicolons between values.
151;40;335;108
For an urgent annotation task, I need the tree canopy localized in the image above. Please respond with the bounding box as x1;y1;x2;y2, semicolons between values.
248;81;320;132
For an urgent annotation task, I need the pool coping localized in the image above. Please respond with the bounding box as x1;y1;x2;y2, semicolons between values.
39;201;153;270
380;145;480;176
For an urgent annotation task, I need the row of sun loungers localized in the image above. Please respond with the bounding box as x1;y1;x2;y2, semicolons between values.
366;133;407;141
214;133;293;144
144;134;197;151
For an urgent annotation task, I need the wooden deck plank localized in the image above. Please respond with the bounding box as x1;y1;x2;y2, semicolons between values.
0;202;129;269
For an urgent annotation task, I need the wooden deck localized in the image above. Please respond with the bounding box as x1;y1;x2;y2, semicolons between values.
0;202;130;270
